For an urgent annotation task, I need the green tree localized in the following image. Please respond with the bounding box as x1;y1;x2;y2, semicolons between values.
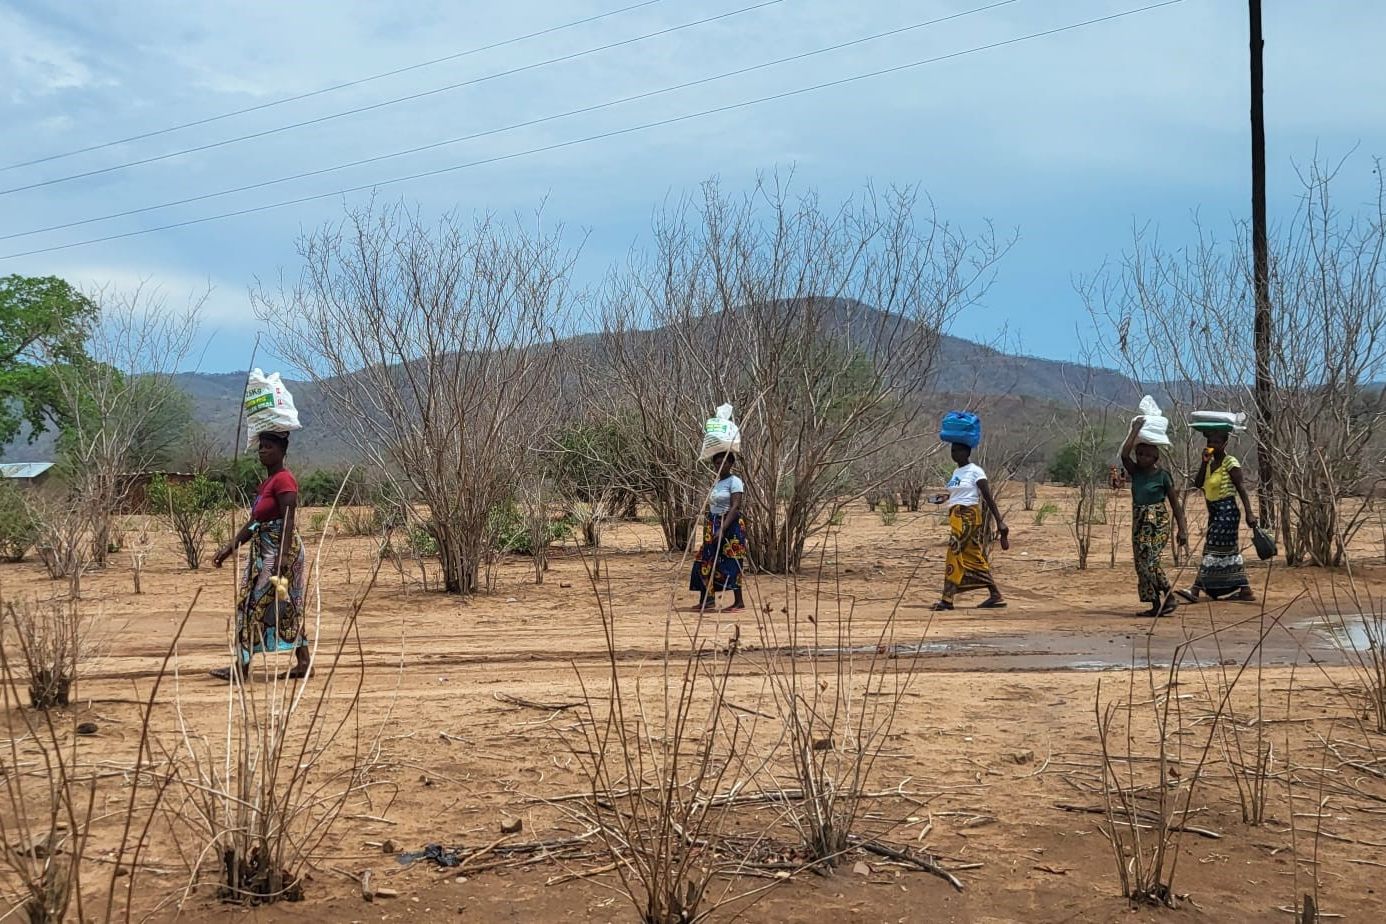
147;474;229;569
1047;429;1109;486
0;275;96;451
210;455;265;505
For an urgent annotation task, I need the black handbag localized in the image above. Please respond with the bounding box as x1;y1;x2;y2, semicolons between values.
1251;526;1278;561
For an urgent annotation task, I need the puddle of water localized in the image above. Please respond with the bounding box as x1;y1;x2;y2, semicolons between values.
1298;615;1383;653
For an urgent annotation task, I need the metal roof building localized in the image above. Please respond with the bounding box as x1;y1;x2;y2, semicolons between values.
0;462;56;481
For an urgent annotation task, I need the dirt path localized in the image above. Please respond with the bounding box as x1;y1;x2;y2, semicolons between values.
4;490;1384;922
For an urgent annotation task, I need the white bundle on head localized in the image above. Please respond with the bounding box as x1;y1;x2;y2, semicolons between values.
1133;395;1171;446
699;403;742;461
244;368;302;449
1191;410;1248;432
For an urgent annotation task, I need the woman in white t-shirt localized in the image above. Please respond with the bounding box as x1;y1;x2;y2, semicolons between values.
690;452;749;612
930;442;1009;610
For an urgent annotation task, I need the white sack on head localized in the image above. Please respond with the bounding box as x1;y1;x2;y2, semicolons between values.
1133;395;1171;446
244;368;302;449
699;403;742;461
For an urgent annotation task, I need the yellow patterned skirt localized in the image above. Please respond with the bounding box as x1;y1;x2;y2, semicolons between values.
943;505;994;604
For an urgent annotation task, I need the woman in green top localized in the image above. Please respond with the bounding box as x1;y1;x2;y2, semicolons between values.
1121;418;1189;616
1177;428;1258;603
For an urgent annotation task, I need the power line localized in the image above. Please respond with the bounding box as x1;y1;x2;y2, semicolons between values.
0;0;670;174
0;0;783;197
0;0;1022;242
0;0;1186;262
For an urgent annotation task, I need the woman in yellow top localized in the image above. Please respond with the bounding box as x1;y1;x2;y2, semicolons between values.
1176;429;1259;603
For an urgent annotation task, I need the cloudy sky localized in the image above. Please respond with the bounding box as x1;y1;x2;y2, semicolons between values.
1;0;1382;372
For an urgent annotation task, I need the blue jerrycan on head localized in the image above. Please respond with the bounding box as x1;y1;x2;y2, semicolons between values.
939;411;981;448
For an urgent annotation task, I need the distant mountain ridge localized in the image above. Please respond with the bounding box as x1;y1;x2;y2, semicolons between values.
2;305;1147;466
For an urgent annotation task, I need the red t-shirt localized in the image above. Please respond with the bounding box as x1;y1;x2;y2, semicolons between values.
251;470;298;523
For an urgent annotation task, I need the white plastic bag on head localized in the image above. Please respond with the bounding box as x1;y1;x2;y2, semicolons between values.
244;368;302;449
699;403;742;461
1133;395;1171;446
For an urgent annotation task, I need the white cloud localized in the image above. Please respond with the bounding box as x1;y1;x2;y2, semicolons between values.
0;7;99;102
0;0;1383;368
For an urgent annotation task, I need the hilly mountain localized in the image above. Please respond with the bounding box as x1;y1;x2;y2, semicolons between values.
1;306;1145;467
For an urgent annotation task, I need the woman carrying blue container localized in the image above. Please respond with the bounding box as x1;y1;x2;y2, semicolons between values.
930;412;1009;611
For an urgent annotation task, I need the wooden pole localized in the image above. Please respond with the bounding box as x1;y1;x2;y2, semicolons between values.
1250;0;1275;525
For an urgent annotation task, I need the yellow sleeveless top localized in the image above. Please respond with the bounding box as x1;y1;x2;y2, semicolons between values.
1203;454;1239;502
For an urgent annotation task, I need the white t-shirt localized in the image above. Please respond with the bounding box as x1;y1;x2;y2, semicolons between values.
946;463;986;508
710;475;745;515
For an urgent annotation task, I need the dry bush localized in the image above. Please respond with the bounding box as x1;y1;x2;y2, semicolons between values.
600;175;1006;570
51;283;202;569
1096;613;1282;907
1;599;102;710
569;558;767;922
748;547;930;870
1187;589;1289;826
1083;159;1386;566
257;202;573;594
1309;579;1386;734
26;493;89;595
0;599;190;923
157;519;387;907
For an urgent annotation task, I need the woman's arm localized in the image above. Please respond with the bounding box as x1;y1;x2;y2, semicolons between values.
1167;477;1189;547
977;479;1010;549
213;519;255;568
1192;455;1209;491
277;491;299;571
1229;466;1258;528
1120;418;1142;475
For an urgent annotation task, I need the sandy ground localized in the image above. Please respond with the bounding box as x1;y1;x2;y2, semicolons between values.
3;485;1386;923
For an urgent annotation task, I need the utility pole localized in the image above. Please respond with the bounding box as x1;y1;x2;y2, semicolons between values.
1250;0;1275;525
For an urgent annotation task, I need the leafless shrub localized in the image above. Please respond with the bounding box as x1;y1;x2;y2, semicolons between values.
159;507;387;907
0;597;188;924
1083;158;1386;566
1096;613;1281;906
749;545;927;869
51;283;202;568
600;175;1006;570
257;201;574;594
569;552;766;923
1312;579;1386;735
26;493;89;594
0;599;101;710
1190;590;1286;826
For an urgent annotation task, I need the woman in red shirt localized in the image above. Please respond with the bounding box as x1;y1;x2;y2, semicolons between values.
209;431;309;680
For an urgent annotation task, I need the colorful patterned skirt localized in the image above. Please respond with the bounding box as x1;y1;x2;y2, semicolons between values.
1132;503;1171;604
943;505;994;604
1193;496;1249;598
236;519;307;664
690;513;748;596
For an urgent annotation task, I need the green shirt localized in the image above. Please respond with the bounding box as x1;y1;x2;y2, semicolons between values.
1131;467;1173;507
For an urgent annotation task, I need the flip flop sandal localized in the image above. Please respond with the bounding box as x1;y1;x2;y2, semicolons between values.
977;598;1008;609
209;665;247;681
930;601;954;612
